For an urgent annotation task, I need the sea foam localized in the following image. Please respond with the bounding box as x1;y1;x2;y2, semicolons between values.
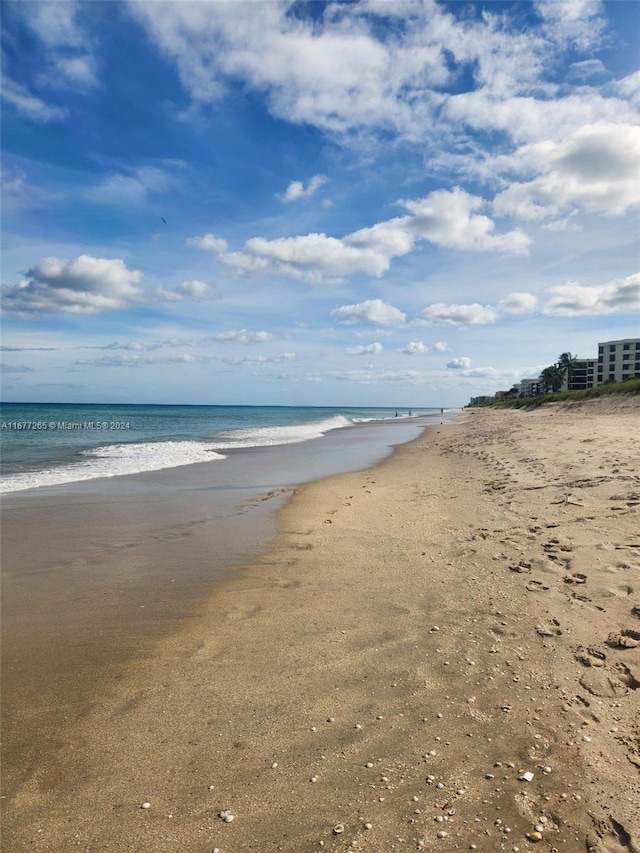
209;414;352;449
0;440;226;494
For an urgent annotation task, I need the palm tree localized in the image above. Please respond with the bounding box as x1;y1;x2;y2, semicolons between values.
557;351;578;386
540;364;564;393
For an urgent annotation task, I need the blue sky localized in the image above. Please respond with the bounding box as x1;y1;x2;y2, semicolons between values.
1;0;638;407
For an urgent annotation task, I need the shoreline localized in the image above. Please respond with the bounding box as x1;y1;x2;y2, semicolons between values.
2;397;639;852
1;415;434;812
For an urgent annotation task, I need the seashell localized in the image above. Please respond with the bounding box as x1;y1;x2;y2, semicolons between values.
333;824;345;834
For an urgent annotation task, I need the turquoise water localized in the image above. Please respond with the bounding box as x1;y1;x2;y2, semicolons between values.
0;403;438;492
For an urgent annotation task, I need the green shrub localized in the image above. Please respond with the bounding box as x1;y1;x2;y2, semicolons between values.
490;378;640;408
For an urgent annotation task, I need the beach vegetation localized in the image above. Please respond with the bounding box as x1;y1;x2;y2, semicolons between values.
491;377;640;408
539;364;564;393
557;351;578;384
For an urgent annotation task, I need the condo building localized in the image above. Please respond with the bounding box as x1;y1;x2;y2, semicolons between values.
596;338;640;385
468;337;640;405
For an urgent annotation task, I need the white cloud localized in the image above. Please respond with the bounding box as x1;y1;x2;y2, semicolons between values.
209;330;275;345
497;292;538;315
24;0;86;48
494;124;640;220
89;166;175;206
127;0;572;145
330;368;423;385
177;280;210;299
543;273;640;316
403;188;530;254
345;342;384;355
76;354;206;368
103;341;161;352
432;341;449;352
421;302;498;326
447;357;472;369
50;56;99;90
187;233;229;252
18;0;99;95
565;59;610;85
220;188;529;282
280;174;327;202
533;0;606;50
332;299;406;326
400;341;430;355
1;78;67;123
221;353;296;365
2;255;144;316
156;280;210;302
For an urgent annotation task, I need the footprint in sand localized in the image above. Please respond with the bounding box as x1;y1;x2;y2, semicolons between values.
526;579;550;592
587;815;639;852
606;628;640;649
575;646;606;668
535;619;562;637
564;572;588;585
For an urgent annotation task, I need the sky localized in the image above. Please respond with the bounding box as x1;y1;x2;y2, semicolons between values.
1;0;639;407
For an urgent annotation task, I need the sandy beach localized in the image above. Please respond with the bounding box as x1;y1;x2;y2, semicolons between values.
2;396;639;852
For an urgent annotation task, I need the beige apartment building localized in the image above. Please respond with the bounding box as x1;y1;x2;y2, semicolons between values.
594;338;640;386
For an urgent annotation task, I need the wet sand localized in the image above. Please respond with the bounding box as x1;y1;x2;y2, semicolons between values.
2;399;639;852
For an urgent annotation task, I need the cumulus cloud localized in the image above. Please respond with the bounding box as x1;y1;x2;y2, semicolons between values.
497;292;538;314
332;299;406;326
432;341;449;352
156;280;211;303
403;188;530;254
208;330;275;345
220;188;529;282
447;357;472;369
1;255;144;316
543;273;640;316
494;124;640;219
421;302;498;326
400;341;430;355
280;174;326;202
345;342;384;355
187;233;229;252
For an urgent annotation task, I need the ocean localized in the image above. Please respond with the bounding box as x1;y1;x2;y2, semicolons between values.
0;402;442;493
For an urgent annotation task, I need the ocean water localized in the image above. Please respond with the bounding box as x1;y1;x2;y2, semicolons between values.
0;403;440;493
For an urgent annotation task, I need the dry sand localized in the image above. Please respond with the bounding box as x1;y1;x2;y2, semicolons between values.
2;396;639;852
